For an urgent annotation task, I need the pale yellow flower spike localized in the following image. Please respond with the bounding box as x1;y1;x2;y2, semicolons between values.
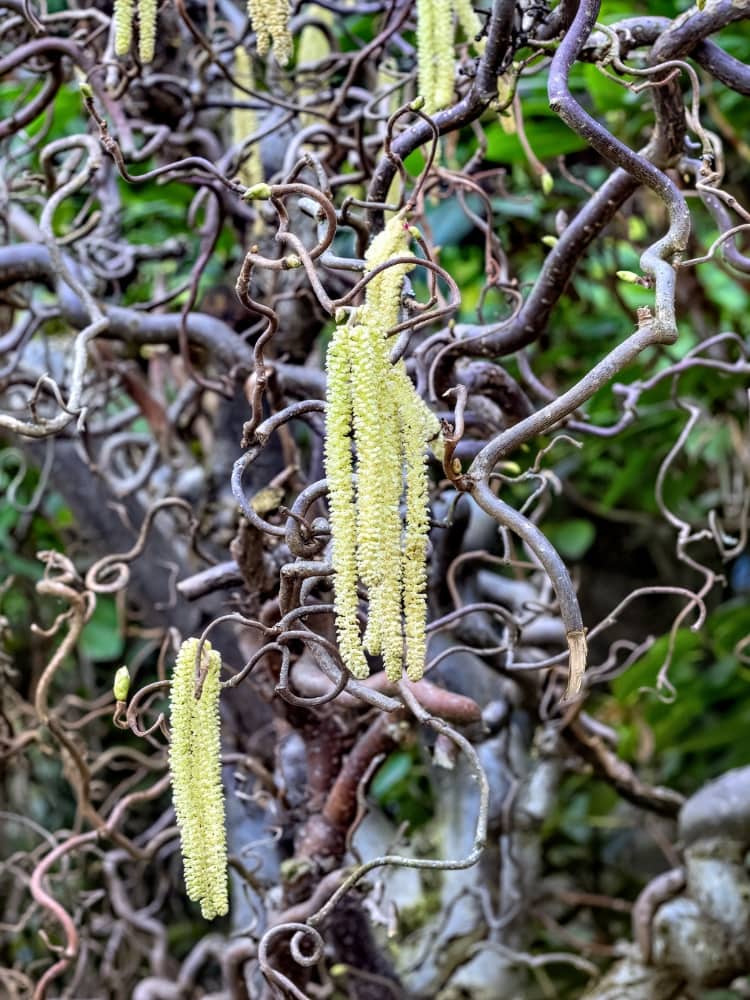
417;0;455;114
169;638;229;920
138;0;157;63
325;326;370;679
247;0;271;55
356;216;414;678
114;0;133;57
247;0;292;65
452;0;485;53
416;0;436;115
298;5;333;126
354;216;412;600
232;47;264;190
399;378;440;681
433;0;455;110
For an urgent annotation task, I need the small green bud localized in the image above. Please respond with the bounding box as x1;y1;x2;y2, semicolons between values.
616;270;641;284
628;216;648;242
79;82;94;100
408;226;421;239
498;461;522;475
284;254;302;269
280;856;314;883
410;96;426;111
541;235;558;248
334;307;348;324
113;666;130;701
541;171;554;196
243;182;272;202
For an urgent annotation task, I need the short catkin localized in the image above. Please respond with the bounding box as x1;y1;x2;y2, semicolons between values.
247;0;292;65
138;0;157;64
114;0;133;56
113;0;157;62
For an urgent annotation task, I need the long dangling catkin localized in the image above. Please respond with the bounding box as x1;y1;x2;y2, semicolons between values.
247;0;292;65
297;5;333;126
416;0;455;114
325;214;439;683
452;0;484;50
169;638;228;920
400;381;440;681
137;0;157;63
114;0;134;56
325;325;369;679
416;0;487;113
232;47;264;190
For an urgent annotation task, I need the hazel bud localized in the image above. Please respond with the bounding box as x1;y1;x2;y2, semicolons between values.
243;182;272;201
616;270;641;284
113;666;130;702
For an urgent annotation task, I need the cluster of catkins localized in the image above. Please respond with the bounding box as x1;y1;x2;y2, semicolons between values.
113;0;292;65
325;214;440;685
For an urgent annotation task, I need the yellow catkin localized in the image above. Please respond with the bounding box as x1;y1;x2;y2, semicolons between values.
433;0;456;110
325;326;370;679
355;219;413;678
137;0;157;63
416;0;436;113
399;381;440;681
325;214;436;683
297;5;333;126
247;0;270;55
416;0;487;114
169;638;228;920
114;0;133;57
452;0;485;52
247;0;292;65
417;0;455;114
232;47;264;190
